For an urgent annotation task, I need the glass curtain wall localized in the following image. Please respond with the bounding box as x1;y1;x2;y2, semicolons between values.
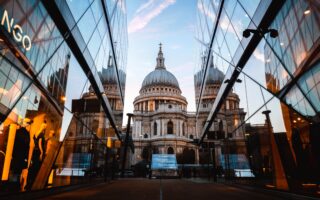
195;0;320;196
0;0;127;195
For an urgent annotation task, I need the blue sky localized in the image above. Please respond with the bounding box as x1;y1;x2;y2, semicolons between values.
123;0;199;123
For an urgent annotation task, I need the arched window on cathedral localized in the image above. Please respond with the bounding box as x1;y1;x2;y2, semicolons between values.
167;147;174;154
167;121;173;134
154;122;157;135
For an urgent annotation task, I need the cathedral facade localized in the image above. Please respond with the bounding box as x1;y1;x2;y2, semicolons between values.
130;45;247;169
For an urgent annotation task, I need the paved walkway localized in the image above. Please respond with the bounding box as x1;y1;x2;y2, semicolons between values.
39;178;296;200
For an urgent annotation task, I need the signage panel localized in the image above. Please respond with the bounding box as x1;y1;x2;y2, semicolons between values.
1;10;32;51
151;154;178;170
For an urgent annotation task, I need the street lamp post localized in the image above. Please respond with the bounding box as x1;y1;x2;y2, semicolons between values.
225;137;230;180
139;134;143;161
121;113;133;178
211;142;217;182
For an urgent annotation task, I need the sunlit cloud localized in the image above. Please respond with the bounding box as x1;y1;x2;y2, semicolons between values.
253;49;265;63
128;0;176;34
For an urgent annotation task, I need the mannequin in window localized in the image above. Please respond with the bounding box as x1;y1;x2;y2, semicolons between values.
33;122;46;162
26;121;46;190
11;118;32;191
46;130;56;156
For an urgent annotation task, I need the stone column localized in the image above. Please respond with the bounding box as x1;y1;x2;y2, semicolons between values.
195;148;199;164
160;119;162;136
132;121;136;137
176;120;179;136
180;121;183;137
162;120;166;136
157;120;160;136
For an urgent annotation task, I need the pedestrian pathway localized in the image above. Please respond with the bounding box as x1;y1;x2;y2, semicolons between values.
39;178;291;200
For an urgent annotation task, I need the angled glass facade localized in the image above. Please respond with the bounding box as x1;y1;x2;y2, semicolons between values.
0;0;127;194
195;0;320;195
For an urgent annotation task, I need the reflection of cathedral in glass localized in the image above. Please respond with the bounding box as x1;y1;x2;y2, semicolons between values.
130;45;248;168
99;53;126;130
0;0;127;194
59;54;125;177
194;54;247;166
71;53;124;138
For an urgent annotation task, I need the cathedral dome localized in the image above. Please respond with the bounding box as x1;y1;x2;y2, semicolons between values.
142;68;180;89
141;44;180;90
194;55;224;87
206;65;224;84
99;54;126;87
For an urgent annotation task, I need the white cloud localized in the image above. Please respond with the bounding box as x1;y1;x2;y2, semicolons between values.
253;49;265;63
197;1;243;39
128;0;176;34
197;1;216;22
135;0;155;14
219;16;243;38
219;16;229;30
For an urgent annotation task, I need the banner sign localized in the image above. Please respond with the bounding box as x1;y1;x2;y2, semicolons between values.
151;154;177;170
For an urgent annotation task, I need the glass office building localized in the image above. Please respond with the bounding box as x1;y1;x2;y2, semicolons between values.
195;0;320;194
0;0;127;194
